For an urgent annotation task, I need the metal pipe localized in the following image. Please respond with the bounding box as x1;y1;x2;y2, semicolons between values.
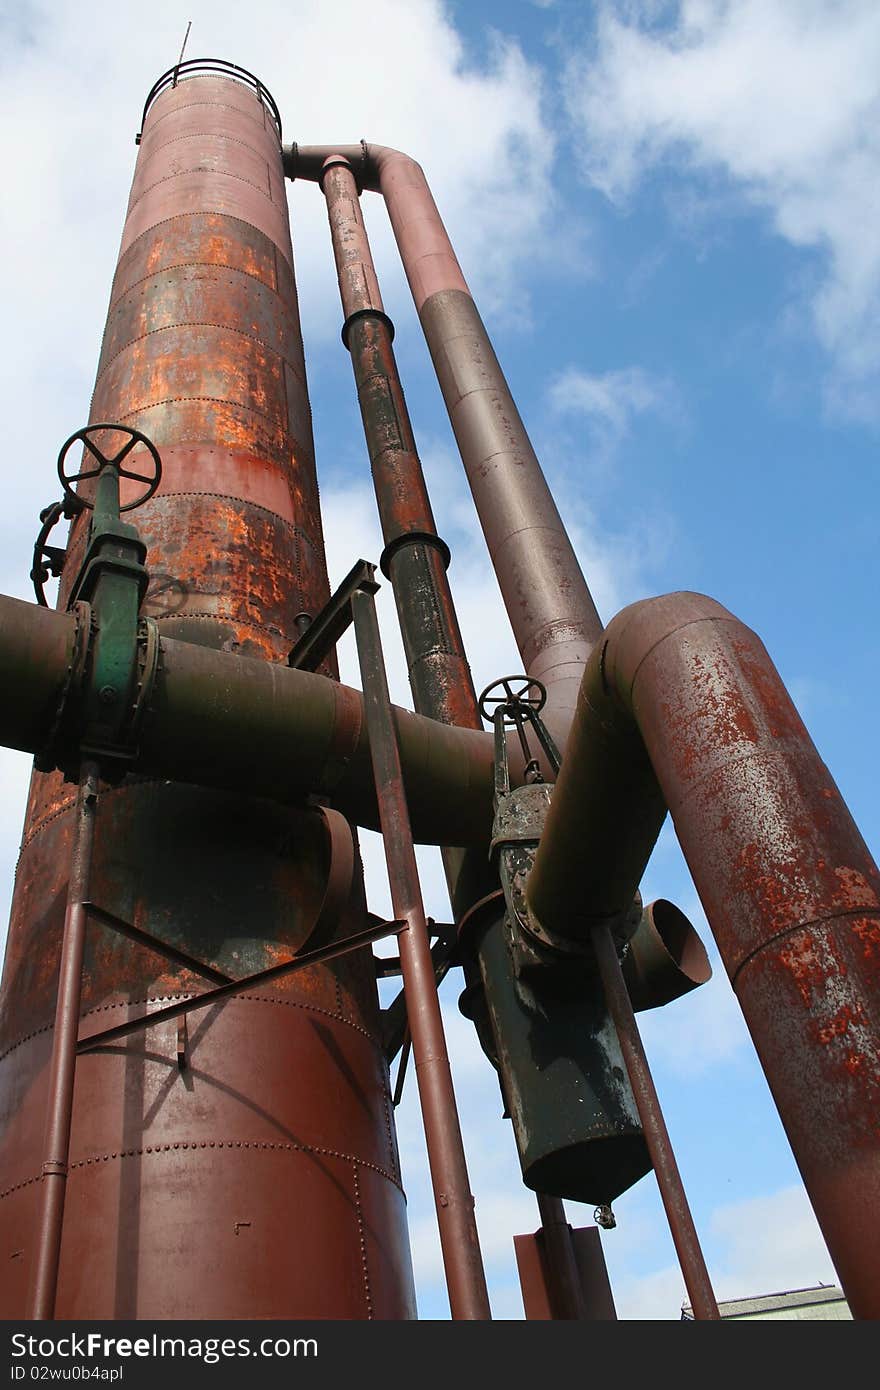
29;758;99;1319
319;167;584;1315
592;922;719;1319
623;899;712;1013
0;592;501;844
319;155;479;730
535;1194;586;1321
351;585;491;1320
526;591;880;1319
286;142;602;741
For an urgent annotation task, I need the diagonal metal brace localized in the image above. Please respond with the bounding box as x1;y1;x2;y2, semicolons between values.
288;559;379;671
84;902;233;985
77;917;404;1054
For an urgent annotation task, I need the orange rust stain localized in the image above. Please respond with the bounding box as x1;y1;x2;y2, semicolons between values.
834;864;880;906
778;930;839;1006
853;916;880;958
816;1002;863;1046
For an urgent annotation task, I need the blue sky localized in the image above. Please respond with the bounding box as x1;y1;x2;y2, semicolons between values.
0;0;877;1319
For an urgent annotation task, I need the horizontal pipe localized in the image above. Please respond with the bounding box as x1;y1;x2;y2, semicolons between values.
0;592;497;845
0;597;76;753
526;590;880;1319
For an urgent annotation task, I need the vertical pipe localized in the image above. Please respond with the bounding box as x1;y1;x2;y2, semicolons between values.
351;586;491;1320
288;143;603;737
29;758;99;1320
321;163;586;1312
535;1193;586;1321
320;155;479;730
591;922;719;1320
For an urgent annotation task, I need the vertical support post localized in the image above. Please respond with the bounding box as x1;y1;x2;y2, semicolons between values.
321;164;581;1312
29;758;100;1319
535;1193;586;1320
592;922;719;1320
351;583;491;1321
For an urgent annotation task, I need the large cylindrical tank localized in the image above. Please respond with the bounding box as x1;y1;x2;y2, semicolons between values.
0;65;416;1319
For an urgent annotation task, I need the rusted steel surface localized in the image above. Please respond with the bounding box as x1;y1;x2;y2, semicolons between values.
352;585;491;1320
321;158;479;733
122;76;292;261
527;591;880;1319
623;899;712;1012
0;594;508;844
418;289;601;739
29;761;98;1319
289;143;602;741
592;922;719;1320
534;1193;586;1320
0;599;75;753
0;72;416;1320
515;1219;616;1321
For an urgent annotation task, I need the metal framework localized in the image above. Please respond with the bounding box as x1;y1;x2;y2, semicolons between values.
0;63;877;1323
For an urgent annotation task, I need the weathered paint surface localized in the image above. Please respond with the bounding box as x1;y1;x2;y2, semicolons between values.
527;592;880;1319
0;72;415;1318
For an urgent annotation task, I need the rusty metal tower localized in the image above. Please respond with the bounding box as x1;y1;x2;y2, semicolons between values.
0;61;877;1322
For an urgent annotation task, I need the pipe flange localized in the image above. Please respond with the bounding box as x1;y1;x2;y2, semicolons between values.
34;600;93;775
457;888;505;957
518;889;643;963
319;153;356;188
379;530;451;579
129;616;160;737
341;306;395;350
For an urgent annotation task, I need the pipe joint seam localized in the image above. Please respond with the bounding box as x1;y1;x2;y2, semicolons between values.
341;307;395;351
380;532;451;579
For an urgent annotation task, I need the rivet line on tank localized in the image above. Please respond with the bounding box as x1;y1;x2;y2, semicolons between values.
64;1141;403;1190
94;322;300;388
113;255;281;304
352;1164;374;1319
126;168;277;220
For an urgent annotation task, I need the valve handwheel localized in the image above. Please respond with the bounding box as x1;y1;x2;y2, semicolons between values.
478;675;547;726
57;423;162;512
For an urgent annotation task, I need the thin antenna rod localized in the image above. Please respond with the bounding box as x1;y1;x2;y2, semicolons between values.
171;21;192;86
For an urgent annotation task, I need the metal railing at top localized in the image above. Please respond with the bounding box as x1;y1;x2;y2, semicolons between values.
136;58;283;145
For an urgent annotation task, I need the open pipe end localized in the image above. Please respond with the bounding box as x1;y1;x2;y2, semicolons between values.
623;899;712;1012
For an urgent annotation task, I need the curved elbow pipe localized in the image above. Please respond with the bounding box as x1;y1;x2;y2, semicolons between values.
526;590;880;1319
285;141;602;744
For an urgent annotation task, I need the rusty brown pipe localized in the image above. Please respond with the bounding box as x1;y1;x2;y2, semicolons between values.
352;586;490;1319
286;142;602;743
0;593;498;845
624;900;712;1013
319;161;585;1310
28;759;99;1319
319;154;479;731
526;591;880;1319
592;921;719;1319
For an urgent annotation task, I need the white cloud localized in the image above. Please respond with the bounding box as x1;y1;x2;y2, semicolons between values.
709;1184;839;1303
548;364;673;437
565;1;880;414
607;1182;838;1318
